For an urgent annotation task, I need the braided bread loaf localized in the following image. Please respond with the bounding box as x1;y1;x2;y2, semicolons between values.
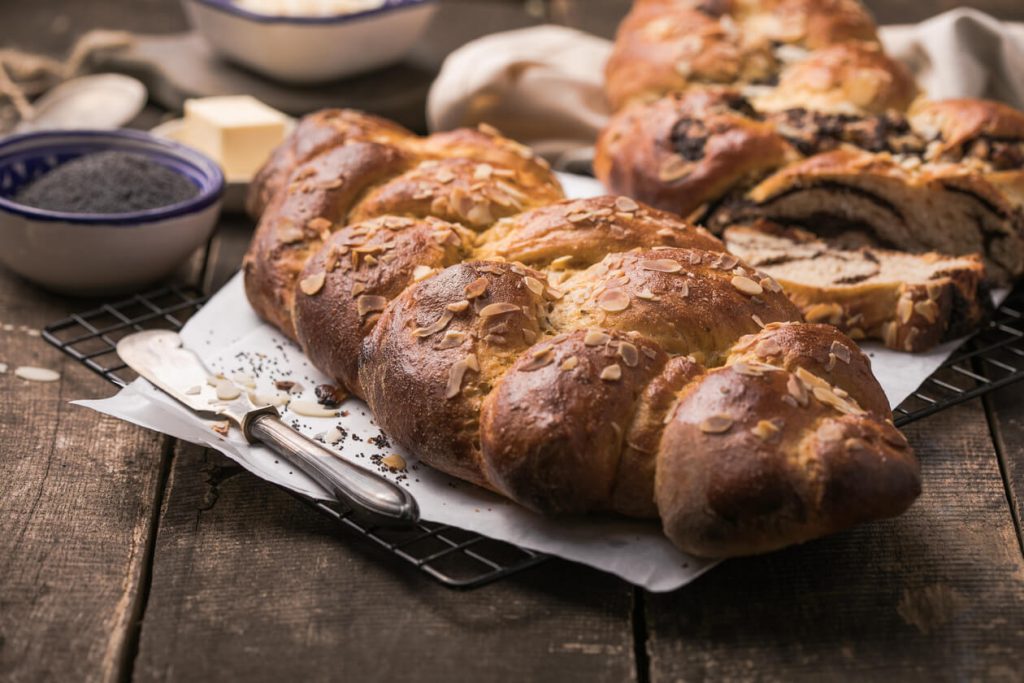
243;109;919;558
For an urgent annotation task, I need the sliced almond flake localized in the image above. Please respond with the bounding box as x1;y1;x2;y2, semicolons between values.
758;339;782;356
524;276;545;296
321;178;343;190
413;265;434;281
445;359;471;399
618;341;640;367
522;328;538;344
299;272;326;296
718;254;739;270
812;386;866;416
464;276;489;299
584;330;611;346
795;366;830;391
639;258;682;273
479;302;521;317
752;419;781;439
413;310;455;337
215;378;241;401
436;330;467;350
614;196;640;212
699;415;733;434
447;300;470;313
185;385;201;395
356;295;388;316
598;289;631;313
550;255;573;269
752;314;766;328
642;347;657;360
211;421;230;437
381;453;407;470
307;217;332;232
364;254;378;266
14;366;60;382
897;297;914;323
474;163;494;180
520;348;555;372
678;281;690;297
510;264;526;276
600;364;622;381
636;289;659;301
787;374;809;406
561;356;579;371
248;391;290;408
731;361;763;377
290;399;339;418
351;282;366;297
760;277;783;293
230;372;256;389
914;300;938;324
279;226;305;244
688;252;702;265
731;275;763;296
476;263;505;275
465;353;480;372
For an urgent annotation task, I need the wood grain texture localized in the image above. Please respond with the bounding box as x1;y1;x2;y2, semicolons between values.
644;401;1024;682
987;384;1024;555
0;271;170;683
132;442;636;683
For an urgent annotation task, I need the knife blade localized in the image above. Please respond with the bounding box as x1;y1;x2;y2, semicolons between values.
116;330;419;527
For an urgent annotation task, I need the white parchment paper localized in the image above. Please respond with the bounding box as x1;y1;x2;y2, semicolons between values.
76;173;1004;591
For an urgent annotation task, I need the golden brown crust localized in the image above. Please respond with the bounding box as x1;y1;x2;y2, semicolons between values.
657;364;918;557
604;0;880;110
477;195;725;266
912;98;1024;162
480;330;671;514
595;90;797;218
293;217;474;398
245;109;921;559
242;141;411;339
752;42;918;115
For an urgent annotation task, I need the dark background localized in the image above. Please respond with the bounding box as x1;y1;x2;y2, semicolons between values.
1;0;1021;59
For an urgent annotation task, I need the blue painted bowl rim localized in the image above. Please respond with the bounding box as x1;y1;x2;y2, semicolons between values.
0;129;225;226
188;0;436;25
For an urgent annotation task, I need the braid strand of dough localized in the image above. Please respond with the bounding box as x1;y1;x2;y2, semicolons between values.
243;110;919;558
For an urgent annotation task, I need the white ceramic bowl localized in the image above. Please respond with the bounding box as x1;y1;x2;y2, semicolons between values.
0;130;224;296
184;0;439;84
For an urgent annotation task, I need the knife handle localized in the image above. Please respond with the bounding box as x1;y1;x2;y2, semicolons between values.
242;407;419;528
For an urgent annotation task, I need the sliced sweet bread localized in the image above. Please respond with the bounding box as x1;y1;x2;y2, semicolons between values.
723;222;991;352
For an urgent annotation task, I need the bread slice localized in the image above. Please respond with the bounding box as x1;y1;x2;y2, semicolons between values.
723;222;991;352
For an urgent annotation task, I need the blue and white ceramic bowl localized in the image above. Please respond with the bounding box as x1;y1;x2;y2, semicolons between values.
184;0;439;84
0;130;224;296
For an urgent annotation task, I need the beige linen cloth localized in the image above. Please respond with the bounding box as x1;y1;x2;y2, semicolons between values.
427;8;1024;166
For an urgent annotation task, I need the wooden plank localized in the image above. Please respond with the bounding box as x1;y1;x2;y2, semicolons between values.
0;271;171;683
132;442;636;682
644;401;1024;682
986;384;1024;554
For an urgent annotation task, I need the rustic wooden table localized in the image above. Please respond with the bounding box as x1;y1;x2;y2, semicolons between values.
2;2;1024;681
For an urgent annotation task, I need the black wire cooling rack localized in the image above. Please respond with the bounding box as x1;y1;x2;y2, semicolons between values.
42;283;1024;588
41;284;546;588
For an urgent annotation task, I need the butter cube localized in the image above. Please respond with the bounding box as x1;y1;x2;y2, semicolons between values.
183;96;288;180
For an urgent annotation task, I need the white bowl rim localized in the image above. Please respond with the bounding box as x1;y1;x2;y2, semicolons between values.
188;0;437;25
0;129;225;226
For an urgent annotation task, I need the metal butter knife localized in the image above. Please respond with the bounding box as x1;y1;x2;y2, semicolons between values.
116;330;419;527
